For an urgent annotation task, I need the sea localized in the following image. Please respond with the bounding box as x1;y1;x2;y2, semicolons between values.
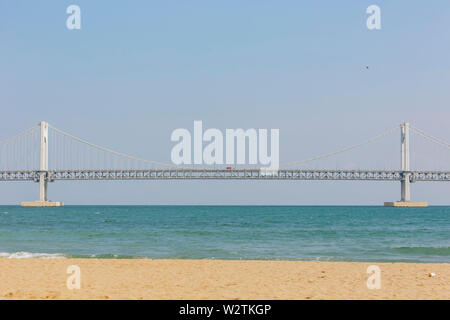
0;206;449;263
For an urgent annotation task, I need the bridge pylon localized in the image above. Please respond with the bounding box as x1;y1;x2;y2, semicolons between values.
21;121;63;207
384;122;428;207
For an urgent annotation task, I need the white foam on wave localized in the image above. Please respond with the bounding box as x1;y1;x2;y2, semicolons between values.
0;252;66;259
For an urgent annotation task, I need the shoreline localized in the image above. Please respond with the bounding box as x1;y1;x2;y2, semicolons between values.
0;254;447;263
1;258;449;299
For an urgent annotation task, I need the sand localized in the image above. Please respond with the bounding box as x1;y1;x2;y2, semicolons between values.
0;259;449;299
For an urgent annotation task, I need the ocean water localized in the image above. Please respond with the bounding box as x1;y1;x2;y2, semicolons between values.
0;206;449;263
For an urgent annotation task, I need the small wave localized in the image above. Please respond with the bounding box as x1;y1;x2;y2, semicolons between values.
0;252;66;259
390;246;450;256
68;254;142;259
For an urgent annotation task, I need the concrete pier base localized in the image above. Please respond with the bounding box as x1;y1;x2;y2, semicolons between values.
21;201;64;207
384;201;428;207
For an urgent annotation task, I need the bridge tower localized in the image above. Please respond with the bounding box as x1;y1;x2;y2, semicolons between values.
21;121;63;207
400;122;411;202
39;120;48;202
384;122;428;207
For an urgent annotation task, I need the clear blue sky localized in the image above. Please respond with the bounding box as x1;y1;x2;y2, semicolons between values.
1;1;450;204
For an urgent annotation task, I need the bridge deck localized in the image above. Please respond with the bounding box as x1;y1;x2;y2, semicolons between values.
1;169;450;182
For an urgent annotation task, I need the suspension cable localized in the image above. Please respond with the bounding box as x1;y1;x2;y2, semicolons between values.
48;124;186;169
410;126;450;151
280;125;400;168
0;126;39;147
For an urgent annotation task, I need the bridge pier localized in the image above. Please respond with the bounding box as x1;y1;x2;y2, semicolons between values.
384;122;428;207
21;121;63;207
401;173;411;202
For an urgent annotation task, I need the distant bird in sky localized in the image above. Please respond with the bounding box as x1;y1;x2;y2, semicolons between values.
366;66;369;70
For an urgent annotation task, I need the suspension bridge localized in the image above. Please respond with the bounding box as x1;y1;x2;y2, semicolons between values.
1;121;450;207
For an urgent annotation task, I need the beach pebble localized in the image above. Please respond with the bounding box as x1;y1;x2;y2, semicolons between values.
428;272;436;277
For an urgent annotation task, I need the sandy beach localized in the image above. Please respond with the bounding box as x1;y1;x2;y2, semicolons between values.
0;258;449;300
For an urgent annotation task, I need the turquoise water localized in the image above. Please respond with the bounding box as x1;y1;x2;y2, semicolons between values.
0;206;449;263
